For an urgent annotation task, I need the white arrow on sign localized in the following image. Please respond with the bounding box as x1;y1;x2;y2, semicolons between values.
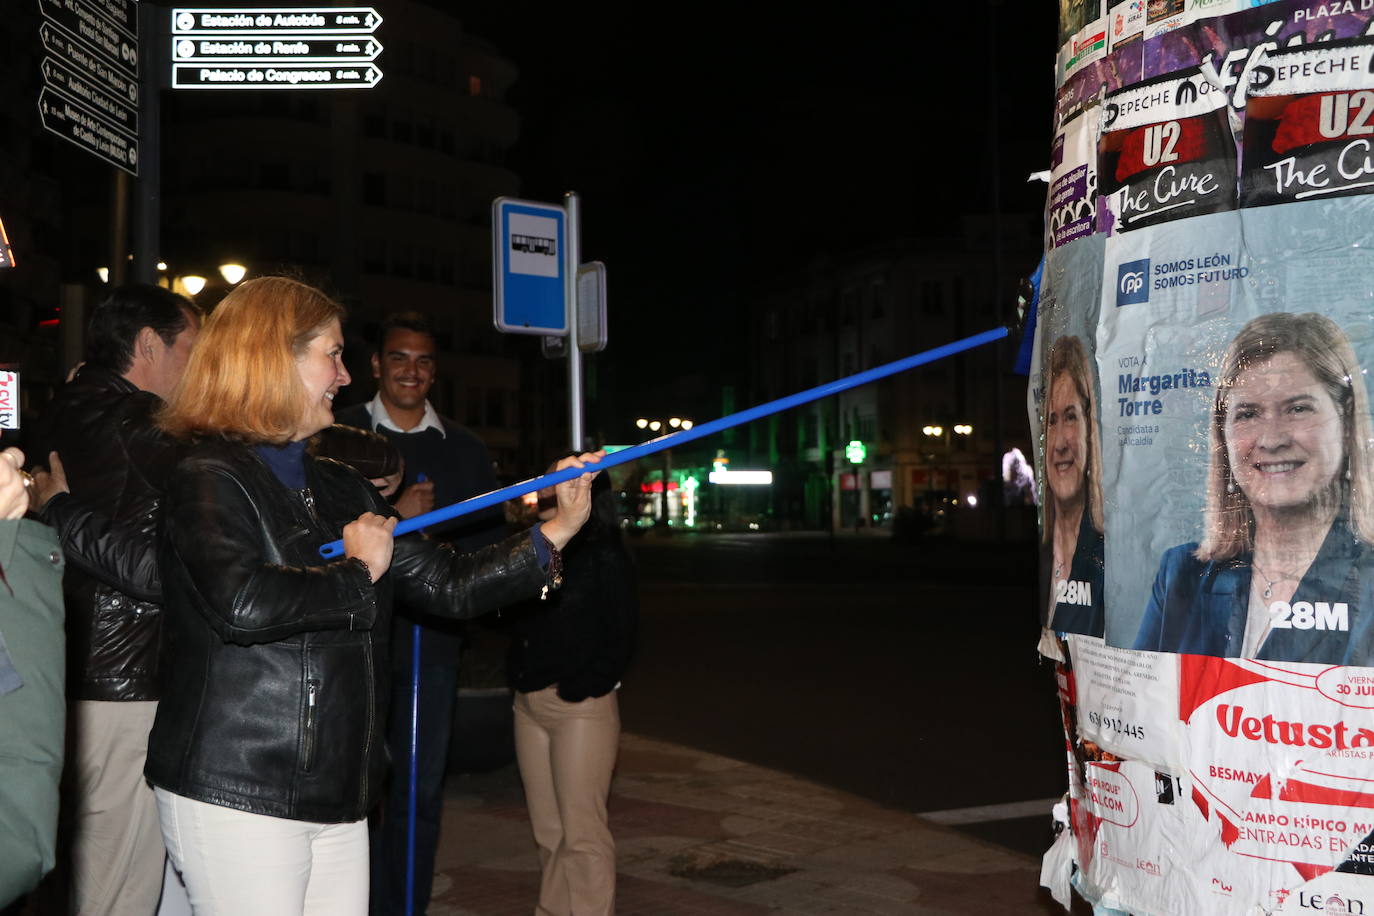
171;62;383;89
171;34;384;62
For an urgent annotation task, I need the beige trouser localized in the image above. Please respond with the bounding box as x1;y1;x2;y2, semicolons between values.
69;700;165;916
513;687;620;916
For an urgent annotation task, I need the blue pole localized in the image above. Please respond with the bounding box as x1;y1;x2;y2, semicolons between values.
404;471;428;916
320;326;1008;558
405;621;419;916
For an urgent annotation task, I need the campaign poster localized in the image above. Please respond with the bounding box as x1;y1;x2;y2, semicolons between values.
1102;187;1374;662
1099;66;1239;233
1049;109;1101;250
1097;208;1239;650
1241;38;1374;209
1032;236;1108;636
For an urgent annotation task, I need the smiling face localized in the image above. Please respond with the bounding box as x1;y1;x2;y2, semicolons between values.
294;318;350;440
372;327;436;414
1224;350;1345;515
1046;371;1089;509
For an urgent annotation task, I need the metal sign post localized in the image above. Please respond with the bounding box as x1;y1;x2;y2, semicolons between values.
564;191;583;450
491;194;605;450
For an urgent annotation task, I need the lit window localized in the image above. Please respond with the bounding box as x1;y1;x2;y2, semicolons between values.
468;75;482;97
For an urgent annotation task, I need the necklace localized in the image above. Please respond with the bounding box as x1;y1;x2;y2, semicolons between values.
1251;559;1299;600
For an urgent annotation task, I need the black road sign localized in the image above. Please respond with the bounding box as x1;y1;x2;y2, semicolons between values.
171;7;382;35
172;62;382;89
39;21;138;104
41;57;137;137
38;87;138;174
37;0;137;75
172;35;382;62
82;0;136;38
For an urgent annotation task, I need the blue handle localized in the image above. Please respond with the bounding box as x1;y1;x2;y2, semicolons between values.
319;326;1008;557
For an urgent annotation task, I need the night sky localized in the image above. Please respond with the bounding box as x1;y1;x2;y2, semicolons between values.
456;4;1057;401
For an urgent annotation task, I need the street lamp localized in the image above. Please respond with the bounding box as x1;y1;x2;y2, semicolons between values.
218;262;247;285
637;415;693;528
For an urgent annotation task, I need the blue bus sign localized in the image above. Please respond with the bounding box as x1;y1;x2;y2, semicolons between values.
492;197;567;336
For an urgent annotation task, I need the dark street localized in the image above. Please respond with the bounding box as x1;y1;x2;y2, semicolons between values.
616;532;1066;858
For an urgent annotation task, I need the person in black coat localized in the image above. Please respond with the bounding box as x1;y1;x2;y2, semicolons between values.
146;277;600;915
509;469;637;916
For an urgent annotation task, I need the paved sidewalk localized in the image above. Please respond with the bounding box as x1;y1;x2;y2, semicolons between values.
428;733;1065;915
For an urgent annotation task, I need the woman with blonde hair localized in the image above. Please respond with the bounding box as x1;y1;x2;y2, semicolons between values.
1041;334;1106;636
146;276;600;914
1134;312;1374;663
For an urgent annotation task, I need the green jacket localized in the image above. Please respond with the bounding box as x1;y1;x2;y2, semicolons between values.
0;519;65;907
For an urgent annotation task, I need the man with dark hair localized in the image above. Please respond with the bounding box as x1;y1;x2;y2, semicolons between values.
32;283;199;915
336;312;504;915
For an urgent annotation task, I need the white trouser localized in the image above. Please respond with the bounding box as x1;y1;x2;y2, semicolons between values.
154;788;368;916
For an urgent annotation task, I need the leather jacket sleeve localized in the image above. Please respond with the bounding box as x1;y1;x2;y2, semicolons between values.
164;461;378;646
389;528;548;620
40;491;161;603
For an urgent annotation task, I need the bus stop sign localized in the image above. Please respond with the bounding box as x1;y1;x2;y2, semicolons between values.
492;197;567;336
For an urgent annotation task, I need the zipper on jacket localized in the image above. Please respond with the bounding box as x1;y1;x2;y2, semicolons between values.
303;678;320;773
359;647;374;815
300;488;319;524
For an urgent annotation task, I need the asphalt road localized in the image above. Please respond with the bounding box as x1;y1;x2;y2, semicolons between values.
616;531;1067;859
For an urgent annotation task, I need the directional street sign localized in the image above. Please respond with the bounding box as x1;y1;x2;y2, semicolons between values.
172;35;382;62
85;0;135;35
169;7;384;90
37;0;138;75
38;87;138;173
39;21;138;105
171;8;383;35
41;57;137;136
37;0;138;173
172;63;382;89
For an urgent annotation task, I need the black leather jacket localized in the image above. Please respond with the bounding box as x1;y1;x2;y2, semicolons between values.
144;438;547;823
35;366;171;701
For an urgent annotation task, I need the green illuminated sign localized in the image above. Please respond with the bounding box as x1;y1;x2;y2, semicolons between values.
846;440;866;464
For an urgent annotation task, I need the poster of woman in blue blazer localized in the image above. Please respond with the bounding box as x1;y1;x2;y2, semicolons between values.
1041;334;1106;637
1133;312;1374;664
